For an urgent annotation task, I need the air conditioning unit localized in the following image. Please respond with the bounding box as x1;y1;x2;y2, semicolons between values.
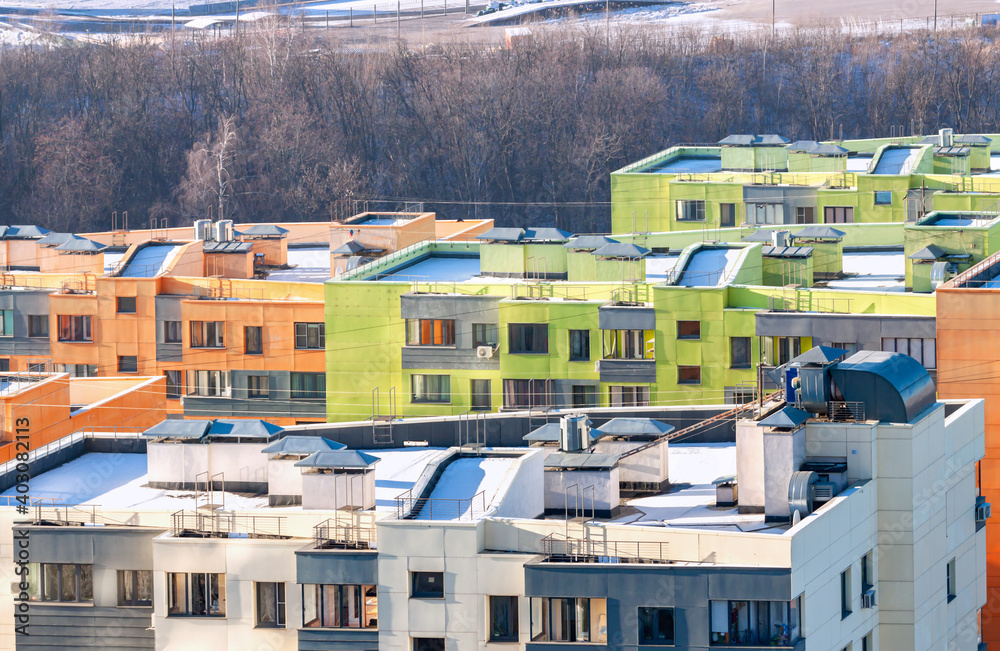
976;502;992;523
476;346;494;359
861;588;877;609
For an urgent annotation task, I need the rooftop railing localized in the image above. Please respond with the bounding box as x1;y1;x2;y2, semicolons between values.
313;518;377;550
395;489;487;521
170;509;288;539
540;534;671;564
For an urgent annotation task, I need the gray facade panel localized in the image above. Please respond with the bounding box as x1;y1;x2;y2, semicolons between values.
184;371;325;420
598;306;655;331
400;294;501;356
155;343;182;363
756;312;936;350
24;529;96;564
598;359;657;384
15;606;154;650
298;629;378;651
401;346;498;371
296;550;378;585
153;295;183;322
0;291;51;357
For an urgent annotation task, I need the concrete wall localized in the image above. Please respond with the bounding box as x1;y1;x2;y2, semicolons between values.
146;441;269;491
301;471;376;511
543;468;620;517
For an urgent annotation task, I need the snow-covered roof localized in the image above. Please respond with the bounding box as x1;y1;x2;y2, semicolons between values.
296;450;380;469
262;435;346;455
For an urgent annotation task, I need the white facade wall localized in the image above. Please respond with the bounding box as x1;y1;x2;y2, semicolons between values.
301;471;377;510
543;467;620;514
267;457;304;498
147;441;269;486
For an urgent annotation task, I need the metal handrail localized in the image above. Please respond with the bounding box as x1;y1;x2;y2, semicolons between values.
394;489;487;520
313;518;377;549
170;509;287;539
541;534;671;564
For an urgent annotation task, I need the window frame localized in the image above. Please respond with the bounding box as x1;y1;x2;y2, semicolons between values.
572;385;597;408
163;320;182;344
244;325;263;355
609;385;649;408
841;567;853;619
677;320;701;340
116;296;137;314
294;322;326;350
118;355;138;374
255;581;286;628
27;563;93;603
117;569;153;607
508;323;549;355
190;321;225;349
57;315;92;342
0;309;11;337
529;597;607;643
709;598;800;646
411;374;451;404
675;199;707;222
410;571;444;599
472;323;499;347
678;365;702;385
947;558;957;602
489;595;519;643
470;379;491;411
166;571;226;617
638;606;674;646
569;329;591;361
27;315;49;338
405;319;456;347
290;372;325;400
247;374;270;399
302;583;377;629
164;370;183;398
188;370;231;398
874;190;892;206
730;336;752;369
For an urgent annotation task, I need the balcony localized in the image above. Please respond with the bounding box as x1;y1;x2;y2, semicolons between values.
170;510;288;539
313;519;377;550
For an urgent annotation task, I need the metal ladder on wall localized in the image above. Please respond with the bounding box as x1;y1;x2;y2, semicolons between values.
371;387;396;445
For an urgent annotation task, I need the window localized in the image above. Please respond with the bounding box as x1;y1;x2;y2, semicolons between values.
189;370;231;397
471;379;491;410
676;199;706;221
118;570;152;607
874;191;892;205
530;597;607;643
841;567;853;619
245;326;263;354
764;336;800;366
947;558;956;602
861;551;874;593
0;359;9;372
303;584;377;628
116;296;137;313
678;366;701;385
165;371;183;398
709;598;800;646
56;364;97;378
572;385;597;408
489;596;519;642
255;582;285;628
832;341;858;355
25;563;93;603
0;309;11;336
167;572;226;617
413;639;445;651
163;321;182;343
677;320;701;340
411;572;444;599
295;322;326;349
824;206;855;224
503;379;552;409
405;319;454;346
569;330;590;361
603;329;653;359
57;315;92;342
248;375;269;399
509;324;548;354
412;374;450;403
118;356;138;373
610;385;649;407
190;321;225;348
720;202;736;228
861;632;873;651
882;337;936;369
731;336;752;368
291;372;325;400
748;203;783;225
796;206;815;224
638;607;674;645
27;315;48;338
473;323;499;347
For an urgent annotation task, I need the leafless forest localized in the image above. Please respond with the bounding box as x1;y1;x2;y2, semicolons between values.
3;24;1000;232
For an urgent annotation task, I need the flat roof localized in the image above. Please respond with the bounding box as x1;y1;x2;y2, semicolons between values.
823;251;905;292
265;246;331;283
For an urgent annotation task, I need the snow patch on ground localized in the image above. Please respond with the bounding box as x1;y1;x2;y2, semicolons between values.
413;456;515;520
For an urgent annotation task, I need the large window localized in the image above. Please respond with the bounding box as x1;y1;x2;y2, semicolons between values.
167;572;226;617
610;385;649;407
569;330;590;361
118;356;138;373
509;324;548;354
189;370;231;397
489;595;519;642
302;584;377;628
603;329;653;360
164;370;183;398
473;323;499;347
27;315;48;338
118;570;152;607
58;315;92;342
412;374;450;403
116;296;137;314
764;336;800;366
245;326;263;355
731;337;752;368
411;572;444;599
291;372;325;400
0;309;11;336
676;199;706;222
248;375;269;399
530;597;607;643
677;321;701;340
710;598;800;646
824;206;855;224
471;379;491;410
639;607;674;645
25;563;93;603
163;320;182;343
882;337;936;369
57;364;97;378
406;319;455;346
748;203;783;225
503;379;552;409
295;322;326;349
190;321;225;348
255;582;285;628
795;206;815;224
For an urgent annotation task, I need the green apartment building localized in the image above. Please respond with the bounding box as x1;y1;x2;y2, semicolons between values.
324;131;1000;424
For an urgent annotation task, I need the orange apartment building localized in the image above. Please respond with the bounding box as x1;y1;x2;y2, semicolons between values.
937;253;1000;642
0;213;491;427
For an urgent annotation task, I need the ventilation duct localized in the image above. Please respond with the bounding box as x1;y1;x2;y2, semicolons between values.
828;350;935;423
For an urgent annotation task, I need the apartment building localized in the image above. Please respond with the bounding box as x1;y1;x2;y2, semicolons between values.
0;348;985;650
